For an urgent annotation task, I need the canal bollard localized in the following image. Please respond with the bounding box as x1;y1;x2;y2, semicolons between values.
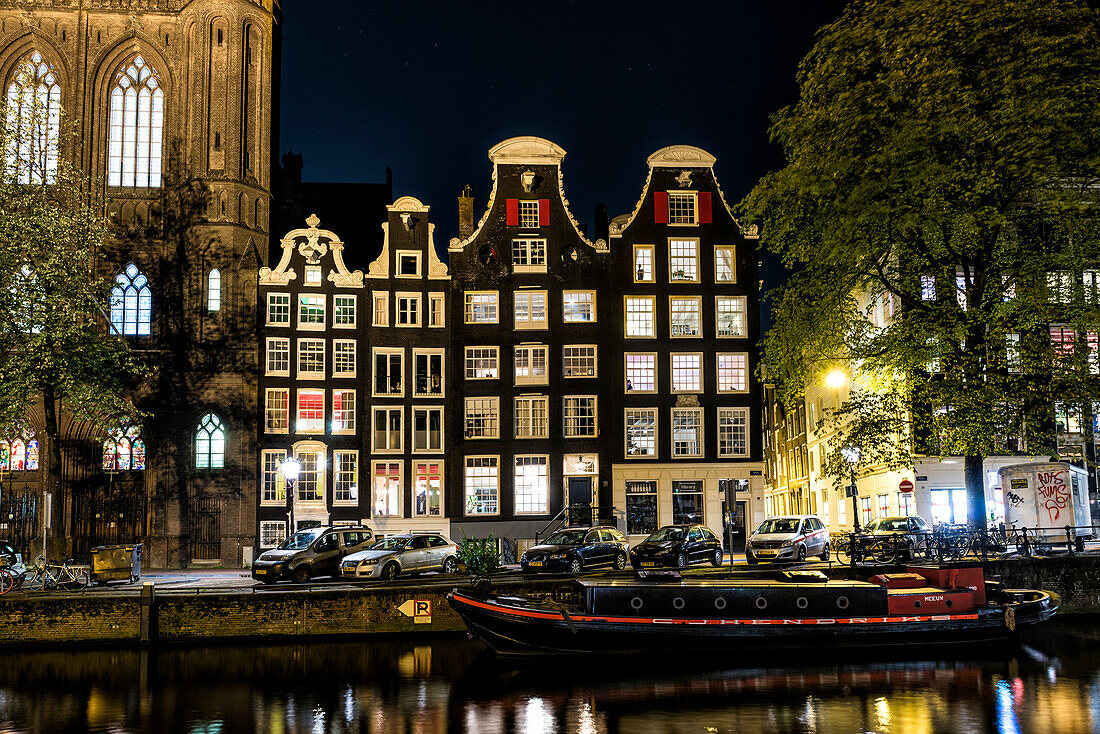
140;582;155;646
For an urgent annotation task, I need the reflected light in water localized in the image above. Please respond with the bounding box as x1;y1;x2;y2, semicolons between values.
996;679;1021;734
875;696;891;731
577;702;598;734
520;697;557;734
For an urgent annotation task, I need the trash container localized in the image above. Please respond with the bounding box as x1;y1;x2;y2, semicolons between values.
90;543;142;585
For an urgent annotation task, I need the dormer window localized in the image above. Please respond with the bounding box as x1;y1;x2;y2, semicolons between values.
397;251;421;277
667;192;697;225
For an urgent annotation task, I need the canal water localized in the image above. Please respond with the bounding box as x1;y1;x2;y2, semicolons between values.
1;618;1098;733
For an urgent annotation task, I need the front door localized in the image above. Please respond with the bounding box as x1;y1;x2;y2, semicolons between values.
567;477;593;526
722;500;748;552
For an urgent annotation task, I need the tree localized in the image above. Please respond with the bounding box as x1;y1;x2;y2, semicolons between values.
0;79;147;556
740;0;1100;529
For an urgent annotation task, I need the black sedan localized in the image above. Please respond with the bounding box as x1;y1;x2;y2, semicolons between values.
629;524;724;569
520;526;629;574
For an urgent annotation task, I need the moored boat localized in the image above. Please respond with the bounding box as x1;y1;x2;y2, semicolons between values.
447;566;1059;656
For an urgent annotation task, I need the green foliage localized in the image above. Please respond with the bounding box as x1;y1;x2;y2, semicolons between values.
457;533;501;578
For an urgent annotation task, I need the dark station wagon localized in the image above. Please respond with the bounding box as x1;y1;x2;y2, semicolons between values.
629;524;725;569
251;526;374;584
520;526;629;575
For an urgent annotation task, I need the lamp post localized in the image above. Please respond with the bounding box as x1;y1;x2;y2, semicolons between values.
280;456;301;535
841;446;862;534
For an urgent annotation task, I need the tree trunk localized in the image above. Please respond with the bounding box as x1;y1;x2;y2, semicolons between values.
41;382;66;560
964;452;987;530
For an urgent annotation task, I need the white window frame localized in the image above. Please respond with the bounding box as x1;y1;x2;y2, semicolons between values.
716;296;747;338
332;340;357;378
297;338;326;379
514;344;549;386
260;449;287;506
332;450;359;505
464;291;499;324
371;407;404;453
413;460;444;517
207;269;221;312
292;443;326;504
396;250;422;278
670;353;703;393
514;289;548;330
266;292;291;326
372;347;404;398
562;344;597;378
429;292;446;327
716;353;749;393
464;455;500;516
669;296;702;338
1006;333;1021;374
672;407;703;458
372;291;389;326
667;191;698;226
625;408;657;458
265;337;290;376
715;245;736;283
625;353;657;393
295;389;325;435
333;294;357;329
264;388;289;434
371;460;402;517
512;238;547;273
563;396;598;438
297;294;325;330
412;406;444;453
514;455;550;515
518;200;540;228
669;238;700;282
465;346;499;380
624;296;656;338
633;244;655;283
464;397;500;440
303;265;322;286
514;395;549;439
259;520;288;549
331;389;356;435
395;292;422;327
563;290;596;323
412;348;445;397
718;407;749;457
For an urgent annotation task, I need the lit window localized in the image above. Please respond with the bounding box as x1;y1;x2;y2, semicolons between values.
1047;271;1073;304
465;291;499;323
624;296;655;338
332;340;356;377
332;389;356;434
563;345;597;378
372;461;401;516
1084;270;1100;305
518;200;539;228
672;480;704;523
626;481;658;535
414;461;443;517
5;52;60;184
1050;325;1075;360
717;353;748;392
514;455;549;514
1006;333;1021;374
260;450;287;504
260;520;287;548
465;347;499;380
563;291;596;322
304;266;322;285
563;396;597;438
297;339;325;378
669;239;699;282
100;418;143;471
295;450;323;502
107;55;163;188
1089;332;1099;376
333;295;356;327
373;348;404;396
298;294;325;329
633;245;654;282
396;293;421;326
264;388;289;433
266;293;290;325
296;390;324;434
265;337;289;375
413;407;443;452
515;395;549;439
413;350;445;396
397;251;421;277
715;246;736;282
464;397;499;439
718;408;748;456
671;353;702;392
671;409;702;457
464;456;499;515
371;407;403;452
1055;402;1081;433
206;270;220;311
333;451;358;504
515;345;548;385
716;296;746;337
195;413;225;469
625;408;656;457
667;192;697;225
921;275;936;300
669;296;701;337
514;290;548;329
110;263;152;336
429;293;445;327
372;292;388;326
625;353;656;392
512;239;547;272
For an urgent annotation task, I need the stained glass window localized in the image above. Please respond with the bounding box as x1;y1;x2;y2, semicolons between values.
5;52;60;184
110;263;152;336
102;418;144;471
0;422;39;471
195;413;225;469
107;56;163;187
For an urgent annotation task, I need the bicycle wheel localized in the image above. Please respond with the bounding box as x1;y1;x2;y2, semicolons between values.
25;568;44;592
62;567;89;592
870;540;896;564
836;538;852;565
0;569;13;596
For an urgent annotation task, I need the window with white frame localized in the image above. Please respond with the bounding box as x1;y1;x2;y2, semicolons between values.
396;293;421;326
207;270;221;311
372;292;388;326
298;294;325;329
634;245;654;282
515;344;549;385
264;388;289;433
715;245;736;282
333;451;358;503
304;266;322;286
413;350;444;396
563;345;597;378
372;407;403;452
429;293;445;327
1048;271;1073;303
260;520;287;549
718;408;748;457
625;353;656;392
332;390;356;434
333;295;356;327
514;290;548;329
413;407;443;452
1050;325;1075;360
667;191;697;225
518;200;539;228
1089;332;1099;375
297;339;325;378
515;395;549;439
397;251;421;277
514;455;549;514
1085;270;1100;304
6;52;61;185
110;263;152;336
296;389;324;434
1055;401;1082;433
563;291;596;322
1006;333;1021;373
672;408;703;457
669;296;701;337
266;337;289;375
625;408;656;457
512;239;547;272
373;348;403;396
414;461;443;516
465;456;499;515
563;396;597;438
261;449;287;504
465;291;499;323
295;450;323;502
333;340;356;377
372;461;401;516
624;296;655;338
717;353;748;392
464;397;499;439
716;296;747;337
669;239;699;282
107;56;163;188
671;353;702;392
267;293;290;325
465;346;499;380
898;491;914;516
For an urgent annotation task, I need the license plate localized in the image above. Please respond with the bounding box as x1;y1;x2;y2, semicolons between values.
528;561;543;567
757;551;776;556
254;569;266;575
641;562;657;567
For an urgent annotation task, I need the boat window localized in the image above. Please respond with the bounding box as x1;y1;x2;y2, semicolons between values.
647;527;685;542
756;518;800;535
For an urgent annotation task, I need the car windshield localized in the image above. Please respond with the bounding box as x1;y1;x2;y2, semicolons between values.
369;537;411;551
756;518;800;535
647;527;686;542
544;530;586;545
278;529;323;550
867;519;909;532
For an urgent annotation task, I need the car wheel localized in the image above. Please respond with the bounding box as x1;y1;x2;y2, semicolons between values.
797;545;807;562
382;562;400;581
675;553;687;569
711;548;724;567
819;543;830;562
614;552;628;570
569;557;583;575
442;556;458;574
293;566;312;584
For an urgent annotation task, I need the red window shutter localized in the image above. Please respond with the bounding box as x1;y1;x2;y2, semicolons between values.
538;198;550;226
698;192;712;224
506;198;519;226
653;191;669;224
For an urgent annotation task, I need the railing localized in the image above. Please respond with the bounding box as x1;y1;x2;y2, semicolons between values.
533;504;610;546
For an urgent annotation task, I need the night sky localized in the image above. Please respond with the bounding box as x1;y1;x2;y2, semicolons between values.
277;1;846;251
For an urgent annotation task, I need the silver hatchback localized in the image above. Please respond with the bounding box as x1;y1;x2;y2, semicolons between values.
746;515;830;564
341;533;459;581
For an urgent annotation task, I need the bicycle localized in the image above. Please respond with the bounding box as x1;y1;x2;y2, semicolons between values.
0;565;18;595
25;557;90;592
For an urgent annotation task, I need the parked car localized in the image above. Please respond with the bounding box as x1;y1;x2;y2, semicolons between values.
520;526;629;574
0;541;26;587
340;533;459;581
862;515;932;559
746;515;830;564
629;524;724;569
251;526;374;584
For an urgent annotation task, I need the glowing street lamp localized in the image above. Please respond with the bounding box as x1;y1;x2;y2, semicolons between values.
280;455;301;533
824;369;848;390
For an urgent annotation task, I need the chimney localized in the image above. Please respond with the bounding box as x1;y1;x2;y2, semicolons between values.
458;185;475;239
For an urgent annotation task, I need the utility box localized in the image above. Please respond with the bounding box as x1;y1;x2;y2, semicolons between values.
90;543;143;585
998;463;1092;539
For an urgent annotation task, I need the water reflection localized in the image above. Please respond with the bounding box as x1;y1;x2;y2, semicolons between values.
0;618;1096;733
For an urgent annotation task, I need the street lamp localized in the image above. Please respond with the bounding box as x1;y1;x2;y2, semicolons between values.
841;445;862;533
280;456;301;534
824;369;847;390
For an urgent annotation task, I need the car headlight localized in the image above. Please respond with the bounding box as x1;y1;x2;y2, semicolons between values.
360;559;379;566
781;540;793;547
549;553;566;560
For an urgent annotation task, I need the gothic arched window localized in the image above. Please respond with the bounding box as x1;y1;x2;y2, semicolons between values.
0;421;39;471
5;52;60;184
207;269;221;311
102;417;145;471
110;263;151;336
195;413;225;469
107;55;163;188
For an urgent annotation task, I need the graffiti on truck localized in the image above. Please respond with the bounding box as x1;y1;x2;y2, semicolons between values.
1036;470;1070;524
